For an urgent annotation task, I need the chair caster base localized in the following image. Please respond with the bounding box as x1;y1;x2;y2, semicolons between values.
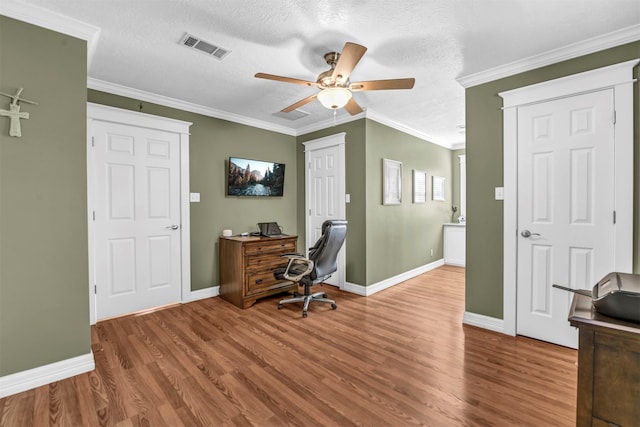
278;290;337;318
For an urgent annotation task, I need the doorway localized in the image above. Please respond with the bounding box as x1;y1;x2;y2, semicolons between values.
87;103;192;323
500;59;636;346
516;89;615;348
303;133;347;288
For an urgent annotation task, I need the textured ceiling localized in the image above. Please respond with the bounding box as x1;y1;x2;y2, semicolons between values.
7;0;640;147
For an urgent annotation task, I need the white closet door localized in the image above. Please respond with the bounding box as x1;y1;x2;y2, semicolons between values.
93;120;182;319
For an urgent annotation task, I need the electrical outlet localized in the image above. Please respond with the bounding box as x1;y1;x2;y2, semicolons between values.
430;249;434;257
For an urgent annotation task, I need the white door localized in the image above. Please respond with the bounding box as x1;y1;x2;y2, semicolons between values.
517;89;615;348
92;120;182;319
305;134;346;288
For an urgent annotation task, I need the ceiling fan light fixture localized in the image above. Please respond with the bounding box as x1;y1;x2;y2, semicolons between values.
317;87;352;110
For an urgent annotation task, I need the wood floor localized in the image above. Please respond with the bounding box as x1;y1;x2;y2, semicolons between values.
1;266;578;426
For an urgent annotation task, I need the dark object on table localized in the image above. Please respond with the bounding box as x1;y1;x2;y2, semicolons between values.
554;272;640;323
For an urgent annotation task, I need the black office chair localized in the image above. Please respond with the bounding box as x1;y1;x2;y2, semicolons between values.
275;220;347;317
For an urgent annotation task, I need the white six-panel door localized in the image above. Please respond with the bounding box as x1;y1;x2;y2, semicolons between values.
92;120;182;320
304;134;346;288
516;89;615;348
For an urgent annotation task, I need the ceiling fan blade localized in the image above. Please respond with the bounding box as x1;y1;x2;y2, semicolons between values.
331;42;367;83
255;72;319;87
344;98;363;116
350;78;415;91
281;93;318;113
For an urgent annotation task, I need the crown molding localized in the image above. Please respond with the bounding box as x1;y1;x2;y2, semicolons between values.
0;0;101;69
88;79;466;149
457;24;640;88
88;79;465;149
88;78;297;136
295;109;461;150
365;109;456;149
295;111;365;136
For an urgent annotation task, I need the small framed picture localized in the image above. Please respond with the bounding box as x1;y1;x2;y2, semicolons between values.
432;176;446;201
383;158;402;205
412;170;427;203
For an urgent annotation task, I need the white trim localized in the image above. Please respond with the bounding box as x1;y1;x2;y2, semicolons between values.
458;24;640;88
499;59;638;338
88;78;463;150
0;353;94;398
87;102;192;132
462;312;505;334
303;134;347;289
344;259;445;296
458;154;466;217
88;78;296;136
302;132;347;151
366;109;458;149
184;286;220;302
296;111;365;136
502;106;518;336
86;103;192;324
179;131;192;306
0;0;101;69
499;59;640;108
297;108;459;149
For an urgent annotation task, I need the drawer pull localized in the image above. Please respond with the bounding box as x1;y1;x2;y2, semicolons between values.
255;279;263;284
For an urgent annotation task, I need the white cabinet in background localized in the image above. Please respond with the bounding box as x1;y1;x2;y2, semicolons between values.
444;224;466;267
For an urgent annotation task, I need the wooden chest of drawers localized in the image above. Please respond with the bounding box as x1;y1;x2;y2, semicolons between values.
219;235;298;309
569;294;640;427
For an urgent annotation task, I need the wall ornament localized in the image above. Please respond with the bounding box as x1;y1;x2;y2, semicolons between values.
0;88;38;138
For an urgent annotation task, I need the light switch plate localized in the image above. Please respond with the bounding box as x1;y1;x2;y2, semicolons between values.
190;192;200;202
495;187;504;200
345;194;351;203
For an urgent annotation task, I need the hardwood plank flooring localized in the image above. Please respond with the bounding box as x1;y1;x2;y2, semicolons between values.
0;266;577;426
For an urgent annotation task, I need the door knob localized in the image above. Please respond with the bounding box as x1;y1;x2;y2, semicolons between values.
521;230;540;238
166;224;179;230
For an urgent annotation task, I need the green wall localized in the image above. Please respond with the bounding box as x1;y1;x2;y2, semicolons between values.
451;148;465;217
297;120;367;285
364;120;453;284
465;42;640;319
297;119;454;286
0;11;465;381
0;17;90;376
87;91;297;291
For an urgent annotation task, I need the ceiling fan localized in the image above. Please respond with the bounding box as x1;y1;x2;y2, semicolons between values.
255;42;415;115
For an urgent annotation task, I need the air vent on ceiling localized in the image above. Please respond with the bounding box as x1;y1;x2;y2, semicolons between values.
180;33;231;60
273;110;310;121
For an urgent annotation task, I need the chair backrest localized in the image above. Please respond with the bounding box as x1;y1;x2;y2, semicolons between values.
308;220;347;280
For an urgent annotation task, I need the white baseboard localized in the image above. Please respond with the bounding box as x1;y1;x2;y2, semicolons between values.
344;259;445;296
184;286;219;302
0;352;95;398
462;312;508;334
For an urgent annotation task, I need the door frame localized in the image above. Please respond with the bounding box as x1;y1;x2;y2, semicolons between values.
303;132;347;289
86;103;192;324
499;59;638;336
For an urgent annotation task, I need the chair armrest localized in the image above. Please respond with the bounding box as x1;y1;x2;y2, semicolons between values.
281;256;314;282
280;253;304;258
